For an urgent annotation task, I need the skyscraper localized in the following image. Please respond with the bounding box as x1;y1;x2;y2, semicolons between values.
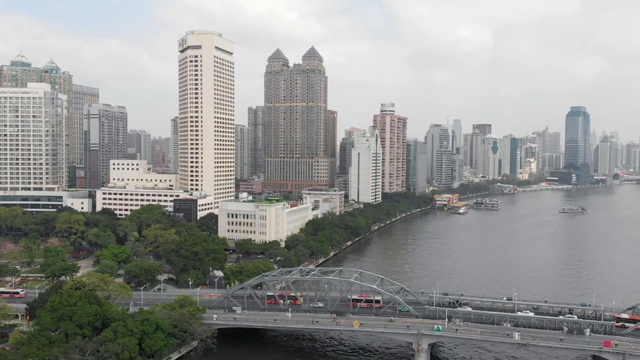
564;106;592;170
451;119;462;153
235;124;250;179
596;135;617;180
178;31;235;209
484;134;500;180
0;83;67;191
406;138;429;194
247;106;265;178
170;116;179;171
349;127;382;203
72;84;100;166
127;130;152;161
425;124;452;187
85;104;128;189
263;47;335;194
373;103;407;193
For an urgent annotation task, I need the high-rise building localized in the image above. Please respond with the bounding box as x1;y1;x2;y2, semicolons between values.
625;142;640;169
349;127;382;203
498;135;520;177
248;106;265;178
338;127;365;176
84;104;128;189
406;138;429;194
451;119;463;153
373;103;407;193
596;135;617;180
72;84;100;166
472;124;492;138
425;124;452;187
127;130;152;161
564;106;592;170
462;133;472;167
235;124;250;179
170;116;179;171
263;47;335;194
484;134;500;180
0;83;67;191
470;128;484;172
178;31;236;210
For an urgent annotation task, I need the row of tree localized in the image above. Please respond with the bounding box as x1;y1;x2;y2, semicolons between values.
0;272;214;360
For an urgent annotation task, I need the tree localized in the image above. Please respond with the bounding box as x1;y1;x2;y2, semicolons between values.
142;225;179;257
124;259;163;287
196;212;218;235
65;272;132;301
95;260;119;278
34;212;59;239
86;228;116;250
95;244;134;267
55;212;86;249
41;246;79;281
224;260;275;284
127;204;168;233
115;220;139;245
25;280;65;321
152;295;214;348
20;233;41;267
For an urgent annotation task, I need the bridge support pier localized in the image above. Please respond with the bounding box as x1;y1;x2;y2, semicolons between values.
413;332;433;360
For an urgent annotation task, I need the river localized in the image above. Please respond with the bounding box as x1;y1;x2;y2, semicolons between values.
197;184;640;359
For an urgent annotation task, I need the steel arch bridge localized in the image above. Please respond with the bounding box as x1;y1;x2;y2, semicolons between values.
211;267;427;317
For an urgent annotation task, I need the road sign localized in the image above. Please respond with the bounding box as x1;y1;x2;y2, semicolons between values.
434;325;443;332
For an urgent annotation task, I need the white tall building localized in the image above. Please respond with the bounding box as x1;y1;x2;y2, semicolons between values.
425;124;452;187
484;134;501;180
72;84;100;166
373;103;407;193
349;127;382;204
85;103;128;189
178;30;235;211
0;83;67;191
596;135;617;180
235;124;250;179
451;119;462;153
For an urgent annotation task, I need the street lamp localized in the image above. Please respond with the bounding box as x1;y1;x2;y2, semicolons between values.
188;278;192;290
35;283;42;298
214;277;220;295
513;289;518;313
140;285;147;308
197;286;201;307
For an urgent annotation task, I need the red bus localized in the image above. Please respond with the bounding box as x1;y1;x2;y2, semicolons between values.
266;292;303;305
347;295;383;308
614;303;640;329
0;288;26;298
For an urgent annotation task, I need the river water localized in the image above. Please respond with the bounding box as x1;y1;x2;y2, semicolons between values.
197;185;640;359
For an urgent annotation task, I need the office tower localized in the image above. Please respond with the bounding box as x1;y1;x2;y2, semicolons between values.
263;47;335;194
519;134;538;171
0;83;67;191
336;128;363;195
596;135;617;180
127;130;152;161
470;128;483;171
72;84;100;166
373;103;407;192
84;104;128;189
452;119;462;153
248;106;265;178
170;116;179;171
328;110;338;160
564;106;592;170
499;135;520;177
0;54;78;170
484;134;500;180
625;142;639;169
472;124;492;138
150;136;171;168
235;124;250;179
425;124;452;187
177;31;235;209
462;133;472;167
349;127;382;203
406;138;429;194
541;153;564;173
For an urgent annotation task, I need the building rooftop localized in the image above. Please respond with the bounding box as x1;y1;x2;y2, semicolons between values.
268;48;289;63
302;46;323;61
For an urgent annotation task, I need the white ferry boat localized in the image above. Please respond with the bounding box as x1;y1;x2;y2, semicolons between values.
559;206;588;214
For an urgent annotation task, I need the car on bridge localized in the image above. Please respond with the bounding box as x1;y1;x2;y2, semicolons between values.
310;302;325;308
517;310;535;316
457;306;473;311
559;314;578;319
398;306;411;312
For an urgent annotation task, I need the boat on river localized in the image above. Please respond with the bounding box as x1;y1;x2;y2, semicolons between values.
473;198;501;210
559;206;588;214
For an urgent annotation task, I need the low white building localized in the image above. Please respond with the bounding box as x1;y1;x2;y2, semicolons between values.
0;190;91;213
218;198;312;246
96;185;187;218
109;160;178;189
302;188;345;215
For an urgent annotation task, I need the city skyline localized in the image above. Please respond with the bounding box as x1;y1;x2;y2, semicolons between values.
2;1;640;142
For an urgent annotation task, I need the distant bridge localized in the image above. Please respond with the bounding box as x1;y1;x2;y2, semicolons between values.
209;268;640;360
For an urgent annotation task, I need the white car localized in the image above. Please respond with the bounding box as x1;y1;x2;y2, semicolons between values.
517;310;535;316
457;306;473;311
559;314;578;319
310;302;325;308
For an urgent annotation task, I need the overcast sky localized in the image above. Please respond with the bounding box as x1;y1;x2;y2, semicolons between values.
1;0;639;142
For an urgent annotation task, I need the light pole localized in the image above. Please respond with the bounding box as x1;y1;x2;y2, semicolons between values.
140;285;147;308
601;304;604;322
513;289;518;313
161;276;168;292
35;283;42;298
197;286;201;307
188;278;192;290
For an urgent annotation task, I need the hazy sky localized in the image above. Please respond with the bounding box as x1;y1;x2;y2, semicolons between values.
1;0;639;142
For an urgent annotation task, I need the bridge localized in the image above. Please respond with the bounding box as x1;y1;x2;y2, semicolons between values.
208;267;640;360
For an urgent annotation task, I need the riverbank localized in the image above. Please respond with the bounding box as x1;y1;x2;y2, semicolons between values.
307;191;490;268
